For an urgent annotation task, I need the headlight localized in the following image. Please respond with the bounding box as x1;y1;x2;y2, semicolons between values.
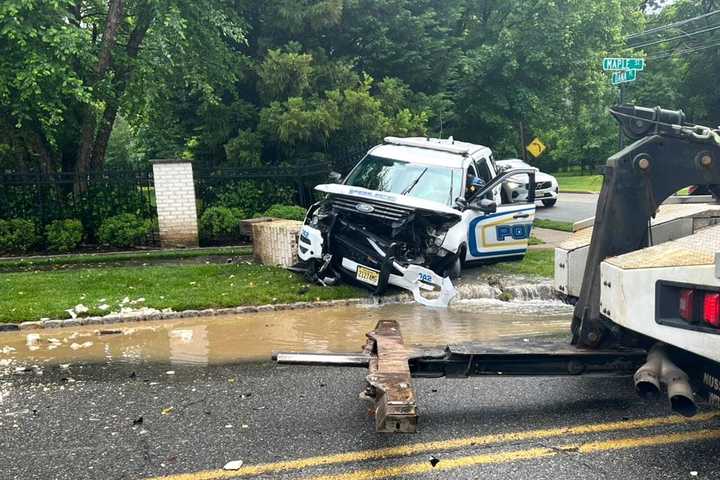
506;181;523;189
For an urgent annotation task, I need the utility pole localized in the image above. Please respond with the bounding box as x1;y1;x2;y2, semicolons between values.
519;121;527;161
619;83;625;150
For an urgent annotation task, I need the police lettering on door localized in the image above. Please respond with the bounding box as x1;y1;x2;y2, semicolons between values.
496;224;532;241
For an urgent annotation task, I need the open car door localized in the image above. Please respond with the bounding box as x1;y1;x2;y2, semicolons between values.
466;203;535;260
464;166;537;262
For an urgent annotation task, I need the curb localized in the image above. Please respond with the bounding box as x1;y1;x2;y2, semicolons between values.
9;294;414;332
2;283;561;332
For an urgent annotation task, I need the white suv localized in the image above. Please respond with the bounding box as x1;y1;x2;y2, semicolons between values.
298;137;537;306
497;159;559;207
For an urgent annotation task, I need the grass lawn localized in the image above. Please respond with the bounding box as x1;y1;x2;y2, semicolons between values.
0;246;252;271
0;263;362;323
0;250;556;323
534;219;574;232
557;175;604;193
485;250;554;278
556;174;690;195
528;235;545;245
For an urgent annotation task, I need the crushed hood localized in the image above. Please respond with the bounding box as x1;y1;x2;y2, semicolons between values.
315;184;461;217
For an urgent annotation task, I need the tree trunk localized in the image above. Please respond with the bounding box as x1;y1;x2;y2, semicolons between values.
89;0;155;170
76;0;126;180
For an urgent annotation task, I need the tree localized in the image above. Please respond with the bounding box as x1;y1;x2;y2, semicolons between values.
0;0;246;178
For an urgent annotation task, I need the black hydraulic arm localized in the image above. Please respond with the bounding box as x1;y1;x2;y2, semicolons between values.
573;105;720;348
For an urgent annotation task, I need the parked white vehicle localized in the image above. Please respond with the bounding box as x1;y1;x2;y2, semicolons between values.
497;159;559;207
297;137;538;307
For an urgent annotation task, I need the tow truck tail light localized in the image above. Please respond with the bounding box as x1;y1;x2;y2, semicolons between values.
703;292;720;327
679;289;694;321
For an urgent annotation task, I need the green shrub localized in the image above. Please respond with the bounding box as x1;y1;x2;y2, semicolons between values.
200;206;246;243
263;204;306;221
45;219;84;253
98;213;152;248
213;180;296;217
0;219;38;254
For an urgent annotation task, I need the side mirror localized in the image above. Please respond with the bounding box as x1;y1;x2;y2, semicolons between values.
328;171;342;183
470;198;497;214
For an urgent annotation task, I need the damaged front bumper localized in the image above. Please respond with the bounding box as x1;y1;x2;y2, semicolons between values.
299;224;457;308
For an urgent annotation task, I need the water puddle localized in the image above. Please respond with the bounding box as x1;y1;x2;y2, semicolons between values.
0;299;572;368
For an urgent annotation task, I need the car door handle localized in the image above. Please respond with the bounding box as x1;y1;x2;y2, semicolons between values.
513;213;531;219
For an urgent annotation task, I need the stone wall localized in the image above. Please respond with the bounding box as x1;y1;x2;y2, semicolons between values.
151;159;199;247
252;220;302;267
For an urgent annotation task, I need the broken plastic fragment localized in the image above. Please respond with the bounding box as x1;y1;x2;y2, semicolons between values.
223;460;243;471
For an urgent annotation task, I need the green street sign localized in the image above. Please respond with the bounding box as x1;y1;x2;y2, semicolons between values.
611;69;637;85
603;57;645;71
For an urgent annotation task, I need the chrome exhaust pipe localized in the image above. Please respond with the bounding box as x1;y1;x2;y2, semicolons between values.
634;346;662;398
634;344;697;417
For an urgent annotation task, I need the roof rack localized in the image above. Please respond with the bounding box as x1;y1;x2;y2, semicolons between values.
383;136;486;157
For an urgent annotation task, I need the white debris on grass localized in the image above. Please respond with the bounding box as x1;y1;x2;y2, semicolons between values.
65;304;89;319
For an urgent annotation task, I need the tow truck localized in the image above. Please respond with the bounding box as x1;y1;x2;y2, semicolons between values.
275;105;720;433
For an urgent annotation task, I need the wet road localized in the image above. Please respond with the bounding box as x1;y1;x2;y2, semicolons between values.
3;302;720;479
535;193;598;223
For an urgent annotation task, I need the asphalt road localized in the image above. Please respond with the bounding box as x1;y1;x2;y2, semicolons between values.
535;193;599;223
3;360;720;480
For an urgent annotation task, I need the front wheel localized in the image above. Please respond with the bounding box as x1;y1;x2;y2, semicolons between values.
542;199;557;207
447;246;466;279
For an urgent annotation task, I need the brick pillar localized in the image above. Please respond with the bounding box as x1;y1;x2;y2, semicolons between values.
151;159;199;248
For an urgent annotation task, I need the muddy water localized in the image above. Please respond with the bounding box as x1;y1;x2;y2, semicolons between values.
0;300;572;368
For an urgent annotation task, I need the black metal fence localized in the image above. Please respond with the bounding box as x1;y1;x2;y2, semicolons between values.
0;143;371;246
194;143;371;213
0;169;156;242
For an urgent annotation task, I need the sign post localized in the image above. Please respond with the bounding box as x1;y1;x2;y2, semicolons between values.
602;57;645;149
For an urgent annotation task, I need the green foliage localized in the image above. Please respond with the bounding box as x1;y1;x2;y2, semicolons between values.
263;204;307;221
6;0;717;190
45;219;83;253
97;214;152;248
0;219;37;254
212;180;296;218
257;49;314;102
199;206;247;243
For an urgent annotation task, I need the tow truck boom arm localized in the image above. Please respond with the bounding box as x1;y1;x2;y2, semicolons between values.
573;105;720;348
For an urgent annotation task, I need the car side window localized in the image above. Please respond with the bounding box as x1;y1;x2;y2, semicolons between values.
465;164;478;199
476;158;495;201
476;158;493;183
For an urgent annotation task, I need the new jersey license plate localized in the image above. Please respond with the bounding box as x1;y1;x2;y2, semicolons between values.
356;265;380;286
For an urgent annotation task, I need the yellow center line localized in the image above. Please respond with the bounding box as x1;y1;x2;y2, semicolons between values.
144;412;719;480
305;428;720;480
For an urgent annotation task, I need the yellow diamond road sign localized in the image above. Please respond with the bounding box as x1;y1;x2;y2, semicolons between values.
526;137;546;158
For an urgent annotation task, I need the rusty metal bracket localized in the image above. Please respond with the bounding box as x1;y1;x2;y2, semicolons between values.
363;320;417;433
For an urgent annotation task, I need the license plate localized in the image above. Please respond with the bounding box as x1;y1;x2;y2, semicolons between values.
356;265;380;286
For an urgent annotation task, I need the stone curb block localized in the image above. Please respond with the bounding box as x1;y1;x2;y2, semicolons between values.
3;283;559;333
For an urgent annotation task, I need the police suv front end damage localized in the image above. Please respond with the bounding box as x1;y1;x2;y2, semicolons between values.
299;185;462;307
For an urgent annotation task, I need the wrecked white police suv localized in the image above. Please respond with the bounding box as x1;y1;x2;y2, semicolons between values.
297;137;538;307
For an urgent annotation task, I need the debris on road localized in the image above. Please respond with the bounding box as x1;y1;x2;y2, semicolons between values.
223;460;244;471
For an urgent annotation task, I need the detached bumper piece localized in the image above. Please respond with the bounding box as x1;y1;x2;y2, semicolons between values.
275;320;647;433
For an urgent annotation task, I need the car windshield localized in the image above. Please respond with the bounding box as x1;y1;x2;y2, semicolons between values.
345;155;463;206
